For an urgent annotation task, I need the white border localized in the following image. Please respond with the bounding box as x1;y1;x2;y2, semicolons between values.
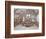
11;5;42;34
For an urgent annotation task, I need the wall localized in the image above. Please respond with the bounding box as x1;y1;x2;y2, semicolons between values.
0;0;46;39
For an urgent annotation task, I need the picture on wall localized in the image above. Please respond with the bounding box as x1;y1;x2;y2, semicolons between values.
5;1;45;38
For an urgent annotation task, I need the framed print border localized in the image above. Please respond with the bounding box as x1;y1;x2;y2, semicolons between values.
5;1;45;38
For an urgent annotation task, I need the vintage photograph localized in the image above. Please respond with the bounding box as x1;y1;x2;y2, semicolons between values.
6;1;44;38
14;8;39;30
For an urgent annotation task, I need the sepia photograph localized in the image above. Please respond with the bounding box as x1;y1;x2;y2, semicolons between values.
14;8;39;30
